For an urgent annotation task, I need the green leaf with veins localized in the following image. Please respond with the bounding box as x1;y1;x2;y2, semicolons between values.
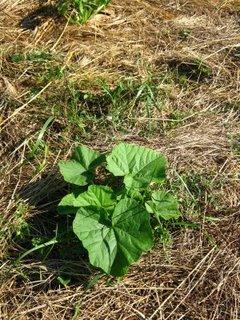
145;191;180;220
73;198;153;276
58;185;116;214
58;193;77;215
106;143;166;190
59;145;104;186
74;185;116;210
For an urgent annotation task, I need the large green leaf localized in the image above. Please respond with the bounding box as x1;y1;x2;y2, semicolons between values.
58;193;77;215
146;191;180;220
59;145;104;186
106;143;166;189
73;198;153;276
74;185;116;210
73;145;104;169
58;185;116;214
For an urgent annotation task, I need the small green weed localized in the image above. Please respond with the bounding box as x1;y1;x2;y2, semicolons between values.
164;109;194;130
38;66;65;84
27;116;54;159
13;202;30;238
10;51;52;64
169;58;212;83
168;171;225;217
230;133;240;156
179;29;192;40
59;78;165;136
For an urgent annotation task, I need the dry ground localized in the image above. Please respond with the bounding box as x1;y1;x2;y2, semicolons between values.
1;0;240;319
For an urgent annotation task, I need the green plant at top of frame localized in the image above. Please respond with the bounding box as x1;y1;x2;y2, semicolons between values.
57;0;111;24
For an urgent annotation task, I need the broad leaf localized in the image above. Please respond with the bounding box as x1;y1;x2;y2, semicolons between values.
110;198;153;276
74;185;116;210
58;185;116;214
73;198;153;276
106;143;166;189
146;191;180;220
59;145;104;186
73;145;104;169
59;161;90;186
58;193;78;215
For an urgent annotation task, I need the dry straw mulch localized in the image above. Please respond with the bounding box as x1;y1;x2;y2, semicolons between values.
1;0;240;319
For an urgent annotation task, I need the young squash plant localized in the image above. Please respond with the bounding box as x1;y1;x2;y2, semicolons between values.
58;143;180;276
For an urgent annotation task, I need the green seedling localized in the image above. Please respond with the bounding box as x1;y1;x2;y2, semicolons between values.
58;143;181;276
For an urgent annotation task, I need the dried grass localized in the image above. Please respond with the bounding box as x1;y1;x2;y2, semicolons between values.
1;0;240;319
